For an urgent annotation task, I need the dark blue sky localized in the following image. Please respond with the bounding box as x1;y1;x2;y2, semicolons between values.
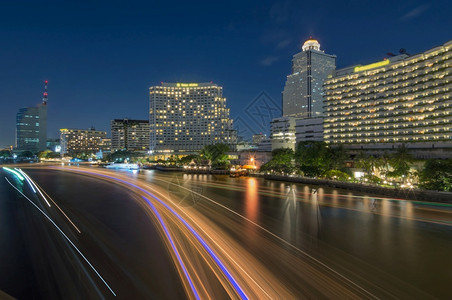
1;0;451;148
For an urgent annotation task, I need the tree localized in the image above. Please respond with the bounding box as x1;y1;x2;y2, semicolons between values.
327;144;348;171
419;159;452;191
18;150;34;158
105;150;137;162
179;154;199;165
200;143;230;169
167;155;180;166
388;144;413;178
355;152;380;176
0;150;11;158
324;170;350;181
38;150;60;159
377;151;391;178
260;148;294;175
295;142;331;177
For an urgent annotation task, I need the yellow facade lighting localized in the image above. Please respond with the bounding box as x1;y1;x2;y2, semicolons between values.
176;83;199;87
354;59;390;72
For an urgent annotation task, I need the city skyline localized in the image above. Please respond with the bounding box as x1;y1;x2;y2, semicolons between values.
1;1;452;148
1;2;452;298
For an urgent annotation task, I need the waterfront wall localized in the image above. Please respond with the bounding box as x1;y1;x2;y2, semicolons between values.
252;174;452;204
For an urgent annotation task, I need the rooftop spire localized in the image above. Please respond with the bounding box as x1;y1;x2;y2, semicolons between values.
42;80;48;105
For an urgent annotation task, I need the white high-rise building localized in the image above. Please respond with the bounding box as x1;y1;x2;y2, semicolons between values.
324;40;452;153
282;38;336;119
270;117;296;151
149;82;236;153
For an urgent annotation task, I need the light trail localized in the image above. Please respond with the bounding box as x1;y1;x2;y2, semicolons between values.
18;166;451;298
32;180;82;234
16;168;51;207
16;168;36;193
146;190;274;299
146;174;379;299
143;196;249;300
46;166;380;299
2;167;24;181
4;176;116;297
62;168;249;299
143;196;201;300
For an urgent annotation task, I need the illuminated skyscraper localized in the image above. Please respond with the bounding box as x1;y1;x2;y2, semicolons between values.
15;81;48;152
149;82;236;153
282;38;336;118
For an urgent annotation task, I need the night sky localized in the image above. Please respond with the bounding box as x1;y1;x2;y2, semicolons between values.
1;0;451;148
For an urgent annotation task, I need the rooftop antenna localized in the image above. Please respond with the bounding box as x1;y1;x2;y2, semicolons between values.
399;48;410;56
42;80;48;105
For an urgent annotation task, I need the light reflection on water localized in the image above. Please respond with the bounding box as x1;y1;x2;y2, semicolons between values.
120;170;452;298
245;178;259;223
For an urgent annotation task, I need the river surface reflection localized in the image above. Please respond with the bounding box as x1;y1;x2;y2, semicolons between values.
139;171;452;299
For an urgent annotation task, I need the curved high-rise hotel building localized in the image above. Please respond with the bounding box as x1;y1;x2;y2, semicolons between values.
324;40;452;153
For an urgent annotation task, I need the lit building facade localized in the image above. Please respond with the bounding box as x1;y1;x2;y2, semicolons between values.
270;117;296;151
149;82;236;153
324;40;452;150
282;38;336;118
16;80;49;153
257;138;272;152
16;104;47;152
295;117;324;142
252;133;267;145
111;119;150;152
60;128;108;155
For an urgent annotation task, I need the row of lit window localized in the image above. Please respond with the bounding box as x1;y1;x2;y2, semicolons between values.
325;135;451;144
326;49;450;84
326;79;450;98
326;78;450;98
325;115;451;125
327;65;451;89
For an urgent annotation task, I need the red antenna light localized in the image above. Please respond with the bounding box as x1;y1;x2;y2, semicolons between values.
42;80;48;105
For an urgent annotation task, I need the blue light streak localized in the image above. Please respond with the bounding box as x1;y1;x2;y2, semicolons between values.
75;169;248;300
4;177;116;297
143;196;200;300
143;196;249;300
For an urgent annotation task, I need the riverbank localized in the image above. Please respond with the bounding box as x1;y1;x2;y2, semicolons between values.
153;166;229;175
251;174;452;204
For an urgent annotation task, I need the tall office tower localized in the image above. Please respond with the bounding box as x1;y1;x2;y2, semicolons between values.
15;80;48;152
60;128;107;155
282;38;336;118
324;40;452;154
111;119;150;152
149;82;236;153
